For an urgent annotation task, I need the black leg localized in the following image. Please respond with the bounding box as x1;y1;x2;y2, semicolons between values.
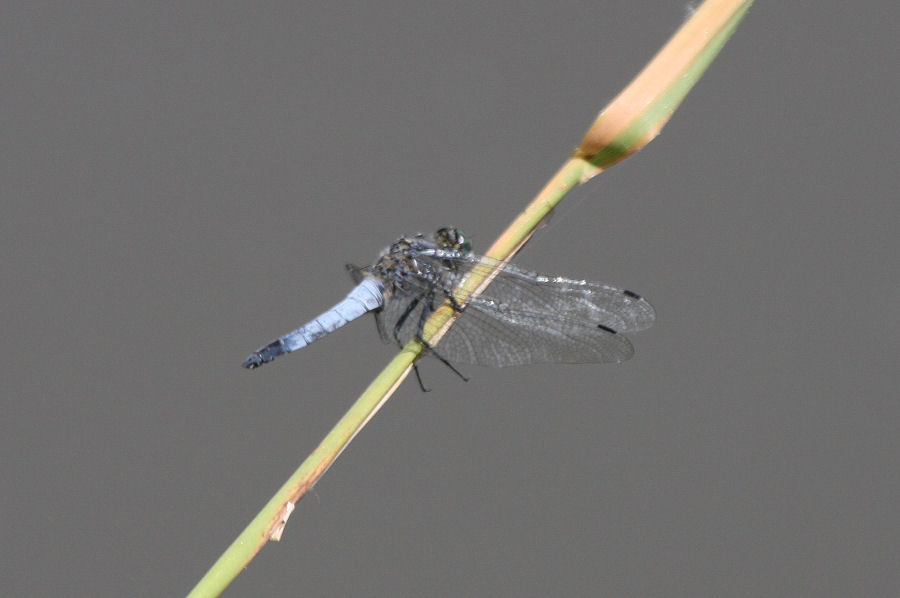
392;296;434;392
393;295;420;347
393;288;469;388
421;341;469;382
447;293;465;313
412;363;430;392
414;291;469;383
415;290;436;340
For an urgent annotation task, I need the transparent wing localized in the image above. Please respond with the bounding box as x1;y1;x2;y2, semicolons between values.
434;301;636;366
359;253;654;367
457;255;656;333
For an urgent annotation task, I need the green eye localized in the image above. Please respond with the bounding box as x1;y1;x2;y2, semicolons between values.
457;233;471;254
436;227;471;253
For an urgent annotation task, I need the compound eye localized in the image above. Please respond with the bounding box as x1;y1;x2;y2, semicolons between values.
456;232;471;254
436;227;470;253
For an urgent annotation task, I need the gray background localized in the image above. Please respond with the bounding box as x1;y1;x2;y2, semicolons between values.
3;2;897;596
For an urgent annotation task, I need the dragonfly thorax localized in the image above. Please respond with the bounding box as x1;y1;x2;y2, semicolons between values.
373;232;458;295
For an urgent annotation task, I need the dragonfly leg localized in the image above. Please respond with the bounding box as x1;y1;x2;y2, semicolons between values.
421;343;469;382
447;294;465;312
412;363;431;392
392;295;421;347
415;291;469;383
392;288;469;385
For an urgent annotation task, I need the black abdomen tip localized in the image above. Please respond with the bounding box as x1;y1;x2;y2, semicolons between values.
242;354;263;369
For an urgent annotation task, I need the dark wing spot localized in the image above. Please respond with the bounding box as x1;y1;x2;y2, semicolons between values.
623;289;641;299
597;324;618;334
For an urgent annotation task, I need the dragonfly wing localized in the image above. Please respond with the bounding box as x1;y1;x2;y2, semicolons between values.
434;300;635;366
451;256;656;333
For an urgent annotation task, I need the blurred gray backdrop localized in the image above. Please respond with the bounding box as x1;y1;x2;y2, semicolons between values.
3;2;898;596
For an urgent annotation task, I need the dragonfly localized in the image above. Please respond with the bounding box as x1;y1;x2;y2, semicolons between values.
242;227;654;383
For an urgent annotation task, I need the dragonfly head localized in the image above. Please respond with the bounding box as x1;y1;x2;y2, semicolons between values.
435;227;471;255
